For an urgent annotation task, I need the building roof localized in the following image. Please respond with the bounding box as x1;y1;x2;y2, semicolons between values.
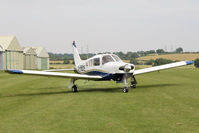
32;47;49;58
0;36;22;51
22;47;37;55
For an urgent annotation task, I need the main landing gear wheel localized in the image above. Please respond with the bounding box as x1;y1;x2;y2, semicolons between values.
123;87;128;93
72;85;78;92
130;84;136;88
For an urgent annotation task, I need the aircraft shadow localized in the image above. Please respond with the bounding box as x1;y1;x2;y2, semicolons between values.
0;91;69;98
0;83;179;97
0;87;122;97
136;83;180;89
79;87;122;93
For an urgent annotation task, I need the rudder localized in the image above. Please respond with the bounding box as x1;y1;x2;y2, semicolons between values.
72;41;82;66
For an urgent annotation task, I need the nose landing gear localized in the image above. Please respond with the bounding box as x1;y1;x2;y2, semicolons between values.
122;75;137;93
122;74;129;93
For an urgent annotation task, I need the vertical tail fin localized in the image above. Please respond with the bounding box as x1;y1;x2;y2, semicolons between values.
72;41;82;66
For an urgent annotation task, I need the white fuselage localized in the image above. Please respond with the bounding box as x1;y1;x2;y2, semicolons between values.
75;54;135;75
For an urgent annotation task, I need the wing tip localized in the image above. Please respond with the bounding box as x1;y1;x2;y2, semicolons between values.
186;61;194;65
6;70;23;74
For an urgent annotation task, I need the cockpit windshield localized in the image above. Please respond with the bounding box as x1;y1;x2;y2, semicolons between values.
112;54;122;62
102;55;114;65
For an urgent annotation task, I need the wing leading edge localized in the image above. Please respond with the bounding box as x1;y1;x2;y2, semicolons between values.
7;70;102;80
133;61;194;75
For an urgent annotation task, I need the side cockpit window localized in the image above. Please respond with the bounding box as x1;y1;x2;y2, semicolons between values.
94;58;100;66
88;59;93;67
88;58;100;67
102;55;114;65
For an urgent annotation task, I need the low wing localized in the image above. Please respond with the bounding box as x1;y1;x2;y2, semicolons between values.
133;61;194;75
43;69;74;72
7;70;102;80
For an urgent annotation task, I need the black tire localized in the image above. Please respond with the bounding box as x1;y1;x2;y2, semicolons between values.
123;87;128;93
72;85;78;92
130;84;136;88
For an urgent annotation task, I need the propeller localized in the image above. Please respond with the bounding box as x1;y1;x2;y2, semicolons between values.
119;64;134;72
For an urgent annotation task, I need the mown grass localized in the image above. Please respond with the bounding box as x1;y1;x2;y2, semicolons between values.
0;67;199;133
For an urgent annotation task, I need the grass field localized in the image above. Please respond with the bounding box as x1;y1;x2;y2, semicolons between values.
137;53;199;61
0;67;199;133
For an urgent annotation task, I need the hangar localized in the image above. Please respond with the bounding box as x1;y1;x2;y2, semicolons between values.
32;47;49;70
0;45;3;70
0;36;49;70
0;36;24;70
22;47;37;69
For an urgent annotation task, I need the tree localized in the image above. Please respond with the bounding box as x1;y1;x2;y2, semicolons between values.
137;51;146;57
145;50;156;55
156;49;165;54
63;59;70;64
154;58;173;66
130;58;139;65
176;47;183;53
115;51;126;60
126;52;139;59
194;58;199;68
146;59;155;65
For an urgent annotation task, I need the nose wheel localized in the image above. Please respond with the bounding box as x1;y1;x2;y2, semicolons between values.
123;87;128;93
72;85;78;92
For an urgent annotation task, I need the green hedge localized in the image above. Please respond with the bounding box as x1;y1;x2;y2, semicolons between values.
153;58;173;66
194;58;199;68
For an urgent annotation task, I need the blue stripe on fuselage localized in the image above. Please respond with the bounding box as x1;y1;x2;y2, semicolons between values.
85;71;114;80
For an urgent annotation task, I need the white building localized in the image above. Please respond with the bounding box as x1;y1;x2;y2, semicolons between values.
32;47;49;70
22;47;37;69
0;36;24;70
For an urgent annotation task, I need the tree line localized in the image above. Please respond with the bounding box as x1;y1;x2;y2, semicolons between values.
49;47;185;61
48;47;199;67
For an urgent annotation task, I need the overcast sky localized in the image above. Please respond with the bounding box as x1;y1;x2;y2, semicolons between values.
0;0;199;53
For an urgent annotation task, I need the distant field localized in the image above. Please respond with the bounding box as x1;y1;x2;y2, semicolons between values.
50;60;64;64
137;53;199;61
50;64;74;69
0;67;199;133
123;60;130;63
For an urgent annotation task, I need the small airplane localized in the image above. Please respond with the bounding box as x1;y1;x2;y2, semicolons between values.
8;41;194;93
